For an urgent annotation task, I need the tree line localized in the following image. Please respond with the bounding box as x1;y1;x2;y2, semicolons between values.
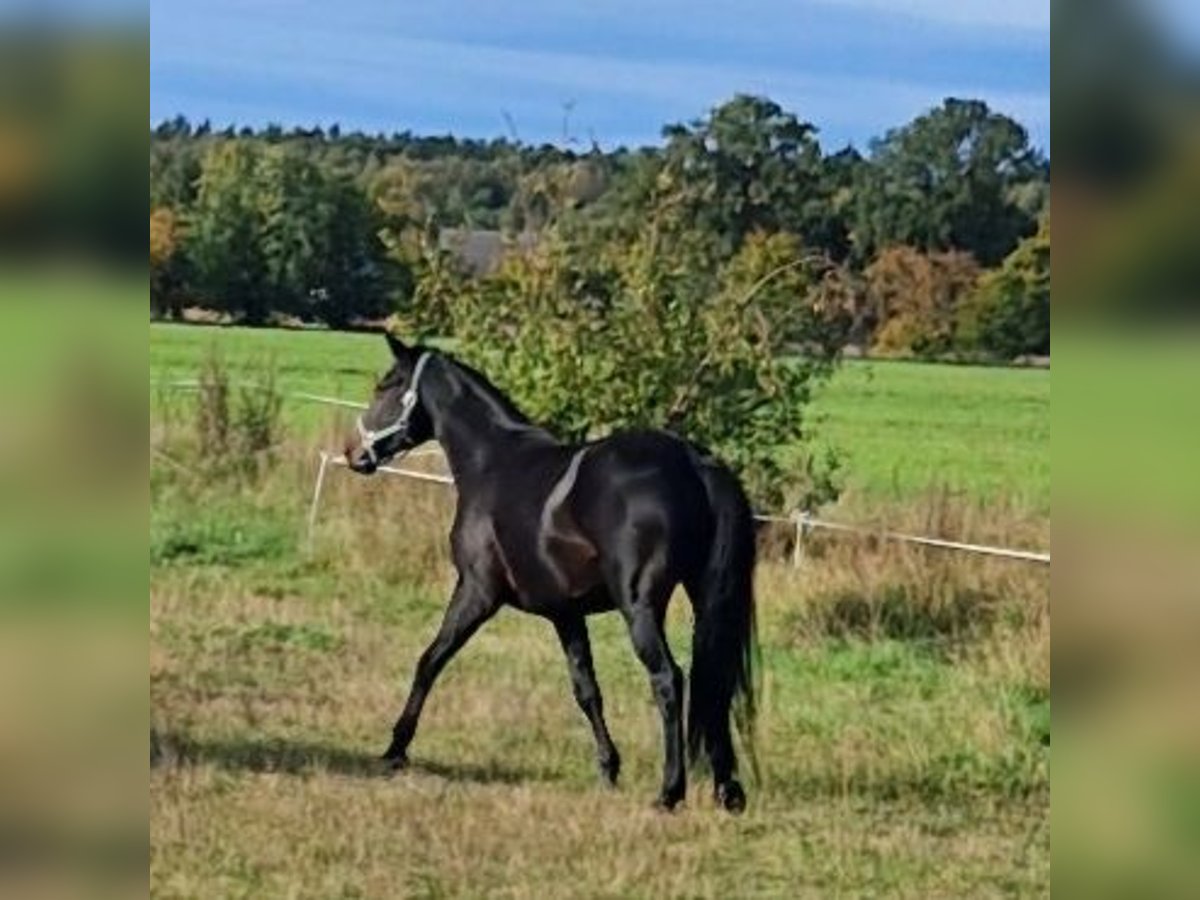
150;95;1050;361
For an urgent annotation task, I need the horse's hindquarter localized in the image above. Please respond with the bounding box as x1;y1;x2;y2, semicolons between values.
572;431;714;582
473;431;712;613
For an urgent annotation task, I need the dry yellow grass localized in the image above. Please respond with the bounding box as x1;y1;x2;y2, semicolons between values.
151;432;1049;897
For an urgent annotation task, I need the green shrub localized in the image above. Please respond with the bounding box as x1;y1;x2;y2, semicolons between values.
192;348;283;478
150;502;291;568
958;216;1050;359
431;224;847;510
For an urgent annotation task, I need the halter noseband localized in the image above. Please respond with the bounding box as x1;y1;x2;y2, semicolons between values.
355;352;431;465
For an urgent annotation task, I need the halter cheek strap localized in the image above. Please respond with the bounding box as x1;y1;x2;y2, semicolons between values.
356;352;431;465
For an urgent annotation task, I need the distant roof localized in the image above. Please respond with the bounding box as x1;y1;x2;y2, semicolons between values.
439;228;538;276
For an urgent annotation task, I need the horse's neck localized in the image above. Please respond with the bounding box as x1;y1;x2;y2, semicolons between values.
429;371;546;482
433;415;496;483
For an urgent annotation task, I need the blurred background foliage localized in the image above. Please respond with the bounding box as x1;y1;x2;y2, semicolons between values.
1052;1;1200;897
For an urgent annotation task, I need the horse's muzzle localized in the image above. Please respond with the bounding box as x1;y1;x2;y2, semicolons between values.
344;444;378;475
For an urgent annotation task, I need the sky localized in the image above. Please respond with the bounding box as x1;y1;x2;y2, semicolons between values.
150;0;1050;152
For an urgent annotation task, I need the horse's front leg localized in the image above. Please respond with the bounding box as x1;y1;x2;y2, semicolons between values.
382;571;499;768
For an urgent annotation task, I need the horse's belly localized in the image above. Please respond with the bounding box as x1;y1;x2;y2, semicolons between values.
493;446;604;609
542;534;603;597
502;534;603;610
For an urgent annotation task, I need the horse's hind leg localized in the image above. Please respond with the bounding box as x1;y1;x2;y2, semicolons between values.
684;578;746;813
551;614;621;786
610;557;686;810
701;683;745;813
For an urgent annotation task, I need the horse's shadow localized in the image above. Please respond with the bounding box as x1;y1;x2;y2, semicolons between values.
154;731;550;786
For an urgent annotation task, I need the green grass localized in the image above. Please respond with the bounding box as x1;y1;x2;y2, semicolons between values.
150;322;389;396
812;358;1049;512
150;322;388;436
150;322;1050;511
150;327;1050;896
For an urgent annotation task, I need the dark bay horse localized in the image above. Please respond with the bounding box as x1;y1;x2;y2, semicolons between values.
345;333;758;812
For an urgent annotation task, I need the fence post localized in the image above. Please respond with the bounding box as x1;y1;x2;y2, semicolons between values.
306;451;332;554
787;513;816;571
791;511;810;569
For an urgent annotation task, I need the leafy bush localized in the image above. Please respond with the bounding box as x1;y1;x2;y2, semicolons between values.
433;219;848;510
195;348;231;460
193;349;283;478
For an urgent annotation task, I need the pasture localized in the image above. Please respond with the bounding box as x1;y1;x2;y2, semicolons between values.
150;322;1050;897
150;322;1051;511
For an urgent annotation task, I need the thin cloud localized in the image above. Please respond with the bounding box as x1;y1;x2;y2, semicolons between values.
816;0;1049;32
151;0;1048;148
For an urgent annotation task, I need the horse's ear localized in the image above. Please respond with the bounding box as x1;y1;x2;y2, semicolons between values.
384;331;410;360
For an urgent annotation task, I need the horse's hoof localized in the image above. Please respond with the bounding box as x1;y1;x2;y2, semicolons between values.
715;780;746;814
652;792;684;813
380;748;409;773
599;755;621;788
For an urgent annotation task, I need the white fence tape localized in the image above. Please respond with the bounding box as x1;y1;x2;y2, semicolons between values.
160;379;370;411
783;512;1049;564
306;449;1050;566
305;451;453;552
156;379;1048;566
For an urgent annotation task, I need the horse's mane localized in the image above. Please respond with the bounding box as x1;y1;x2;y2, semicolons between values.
435;350;537;431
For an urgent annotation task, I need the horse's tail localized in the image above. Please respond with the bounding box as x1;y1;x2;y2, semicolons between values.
687;458;760;778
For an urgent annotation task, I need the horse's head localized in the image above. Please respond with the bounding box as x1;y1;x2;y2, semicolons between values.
345;333;435;474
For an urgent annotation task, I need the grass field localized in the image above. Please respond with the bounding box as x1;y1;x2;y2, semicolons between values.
151;460;1048;897
149;322;1051;513
150;322;1050;897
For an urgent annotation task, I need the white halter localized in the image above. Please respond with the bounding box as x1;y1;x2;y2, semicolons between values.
355;352;432;465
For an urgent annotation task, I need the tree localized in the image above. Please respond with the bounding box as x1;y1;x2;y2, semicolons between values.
150;138;205;209
854;98;1044;266
186;141;394;326
314;170;395;327
865;246;980;358
186;141;269;322
656;95;848;259
150;207;182;318
152;98;1050;332
960;216;1050;358
256;146;330;317
373;160;456;333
